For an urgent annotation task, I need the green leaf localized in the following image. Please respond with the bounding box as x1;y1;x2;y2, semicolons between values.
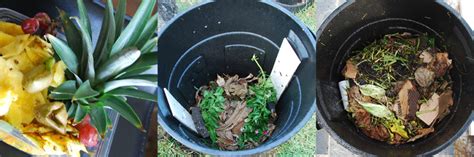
97;48;141;82
103;79;157;92
50;80;77;100
115;67;153;79
74;103;89;124
76;0;91;36
135;14;158;48
94;0;116;67
358;101;393;118
121;52;157;74
71;17;95;82
114;0;126;39
111;0;156;56
74;80;100;100
140;37;157;54
102;95;143;130
46;34;79;74
57;9;82;59
67;102;78;118
90;103;108;137
105;110;112;128
119;74;157;82
359;84;386;100
107;87;157;102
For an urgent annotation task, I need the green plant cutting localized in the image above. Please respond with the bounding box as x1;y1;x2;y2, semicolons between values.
194;54;277;150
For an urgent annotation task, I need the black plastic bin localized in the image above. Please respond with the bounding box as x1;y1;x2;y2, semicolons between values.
157;0;316;155
316;0;474;156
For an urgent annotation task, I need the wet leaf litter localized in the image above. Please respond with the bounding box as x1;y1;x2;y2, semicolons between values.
341;32;454;144
192;55;278;150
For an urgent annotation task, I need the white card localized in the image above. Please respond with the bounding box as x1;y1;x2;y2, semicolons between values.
270;38;302;100
164;88;197;133
338;80;350;111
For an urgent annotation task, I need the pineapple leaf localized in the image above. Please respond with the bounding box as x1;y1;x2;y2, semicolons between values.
135;14;158;48
46;34;79;75
74;80;100;100
101;95;143;130
74;103;89;124
71;17;95;82
115;0;126;39
107;87;157;102
94;0;116;67
105;110;112;128
50;80;77;100
111;0;156;56
120;52;157;75
103;79;157;92
58;9;83;59
67;102;78;118
97;48;141;82
90;103;108;137
140;37;157;54
115;67;153;79
76;0;92;36
119;74;157;82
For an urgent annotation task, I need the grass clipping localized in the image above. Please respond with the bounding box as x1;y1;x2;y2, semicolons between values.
343;32;454;144
193;55;277;150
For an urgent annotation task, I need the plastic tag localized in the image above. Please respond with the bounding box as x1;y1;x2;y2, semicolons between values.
270;38;302;100
338;80;350;111
164;88;197;133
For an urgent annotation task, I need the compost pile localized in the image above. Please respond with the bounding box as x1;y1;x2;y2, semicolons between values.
342;32;453;144
191;55;277;150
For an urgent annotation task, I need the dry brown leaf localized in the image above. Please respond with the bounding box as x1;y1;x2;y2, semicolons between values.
415;67;435;87
431;52;452;77
417;93;440;125
419;51;433;63
398;80;420;121
343;60;358;79
408;127;434;142
437;90;453;120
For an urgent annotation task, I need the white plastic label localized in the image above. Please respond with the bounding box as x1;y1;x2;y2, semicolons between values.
164;88;197;133
338;80;350;111
270;38;302;100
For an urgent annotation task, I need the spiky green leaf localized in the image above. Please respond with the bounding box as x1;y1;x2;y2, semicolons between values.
94;0;116;67
119;74;157;82
120;52;157;74
50;80;77;100
90;103;108;137
135;14;158;48
74;80;100;100
111;0;156;55
102;95;143;130
76;0;92;36
67;102;78;118
103;79;157;92
71;17;95;82
57;9;82;58
97;48;141;82
115;0;126;39
74;103;89;124
46;34;79;74
140;37;157;54
115;67;153;79
107;87;157;102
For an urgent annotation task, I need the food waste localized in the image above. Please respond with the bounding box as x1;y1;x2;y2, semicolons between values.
191;55;278;150
342;32;453;144
0;17;88;156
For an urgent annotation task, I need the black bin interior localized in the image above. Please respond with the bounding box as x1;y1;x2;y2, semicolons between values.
316;0;474;156
157;0;316;155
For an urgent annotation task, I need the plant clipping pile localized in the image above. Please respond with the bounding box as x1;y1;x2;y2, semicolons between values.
342;32;453;144
192;55;277;150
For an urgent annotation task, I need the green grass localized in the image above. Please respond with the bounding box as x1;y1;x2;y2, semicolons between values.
158;2;316;156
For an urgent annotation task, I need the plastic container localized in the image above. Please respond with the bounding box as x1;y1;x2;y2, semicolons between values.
273;0;314;13
157;0;316;155
315;0;474;156
0;8;119;157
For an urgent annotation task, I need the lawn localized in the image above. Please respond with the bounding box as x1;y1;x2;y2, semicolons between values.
158;1;316;156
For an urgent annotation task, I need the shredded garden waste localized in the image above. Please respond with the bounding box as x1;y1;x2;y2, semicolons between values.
191;55;278;150
342;32;453;144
